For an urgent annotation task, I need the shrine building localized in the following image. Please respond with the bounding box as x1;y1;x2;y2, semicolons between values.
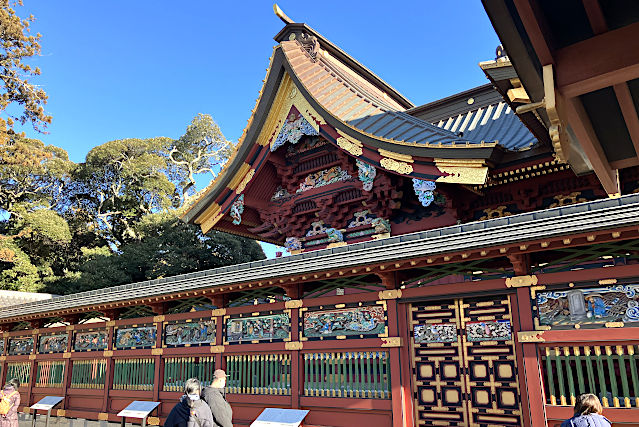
1;3;639;426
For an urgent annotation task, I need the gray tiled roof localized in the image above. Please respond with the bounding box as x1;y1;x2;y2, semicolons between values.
2;194;639;320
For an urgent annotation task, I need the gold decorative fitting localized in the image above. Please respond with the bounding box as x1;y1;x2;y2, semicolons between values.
211;308;226;317
378;289;402;300
605;322;624;328
32;329;39;335
434;159;488;185
227;162;251;192
285;341;303;351
381;337;402;348
235;168;256;194
599;279;617;285
210;345;225;353
517;331;546;343
63;352;71;359
153;315;165;323
103;350;113;357
529;285;547;299
147;417;160;426
28;355;36;360
378;149;413;163
326;242;347;249
151;348;163;355
285;300;303;309
505;275;539;288
372;233;390;240
66;325;74;331
98;413;109;421
380;157;413;174
56;410;66;417
334;304;346;309
106;321;116;327
337;134;363;156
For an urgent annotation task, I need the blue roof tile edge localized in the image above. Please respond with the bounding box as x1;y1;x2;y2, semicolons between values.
4;193;639;314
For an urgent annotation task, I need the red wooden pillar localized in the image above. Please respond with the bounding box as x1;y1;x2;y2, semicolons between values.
61;325;74;411
26;326;40;407
102;319;116;413
210;294;228;371
385;297;406;427
152;310;164;402
289;299;301;409
397;302;415;427
514;286;547;427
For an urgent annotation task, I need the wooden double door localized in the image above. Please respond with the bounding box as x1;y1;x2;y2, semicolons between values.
409;296;522;426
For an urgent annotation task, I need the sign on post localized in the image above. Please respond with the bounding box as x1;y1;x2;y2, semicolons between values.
117;401;161;427
250;408;310;427
30;396;64;427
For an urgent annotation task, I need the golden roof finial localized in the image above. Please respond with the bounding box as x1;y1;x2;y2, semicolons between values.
273;4;294;24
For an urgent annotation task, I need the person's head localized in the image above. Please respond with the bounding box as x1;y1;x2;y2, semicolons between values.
184;378;201;406
5;378;19;390
212;369;227;388
575;393;603;416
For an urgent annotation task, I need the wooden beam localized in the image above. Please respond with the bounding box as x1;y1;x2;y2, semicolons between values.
582;0;607;34
613;82;639;161
563;96;620;195
556;21;639;97
610;157;639;170
512;0;554;65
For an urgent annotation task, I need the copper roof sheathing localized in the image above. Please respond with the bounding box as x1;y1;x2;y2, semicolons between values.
281;40;487;147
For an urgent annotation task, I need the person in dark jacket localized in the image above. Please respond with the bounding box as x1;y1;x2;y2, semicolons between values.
561;393;611;427
201;369;232;427
164;378;214;427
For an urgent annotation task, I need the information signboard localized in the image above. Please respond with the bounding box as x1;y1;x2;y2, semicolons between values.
250;408;310;427
117;401;160;419
30;396;63;411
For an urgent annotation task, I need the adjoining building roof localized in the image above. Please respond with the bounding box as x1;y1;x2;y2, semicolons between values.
0;291;53;309
407;84;538;151
4;193;639;320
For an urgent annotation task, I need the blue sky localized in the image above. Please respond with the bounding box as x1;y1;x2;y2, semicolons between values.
15;1;501;257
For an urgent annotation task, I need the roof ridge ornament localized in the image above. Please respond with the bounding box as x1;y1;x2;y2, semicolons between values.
299;33;319;60
273;4;294;24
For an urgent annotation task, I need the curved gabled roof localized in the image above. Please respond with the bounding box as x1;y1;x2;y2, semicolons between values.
182;17;499;228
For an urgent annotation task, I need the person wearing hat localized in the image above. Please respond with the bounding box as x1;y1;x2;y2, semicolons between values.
201;369;233;427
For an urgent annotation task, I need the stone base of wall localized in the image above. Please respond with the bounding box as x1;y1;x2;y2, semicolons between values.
19;413;139;427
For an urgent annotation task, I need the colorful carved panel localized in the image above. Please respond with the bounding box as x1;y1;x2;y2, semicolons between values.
356;160;376;191
225;313;290;344
302;305;386;339
296;166;352;193
8;337;34;355
466;320;512;342
412;178;436;207
164;319;215;346
230;194;244;225
114;326;157;349
271;109;318;152
0;339;5;355
411;297;520;426
536;284;639;328
74;330;108;351
38;333;68;353
414;323;457;343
